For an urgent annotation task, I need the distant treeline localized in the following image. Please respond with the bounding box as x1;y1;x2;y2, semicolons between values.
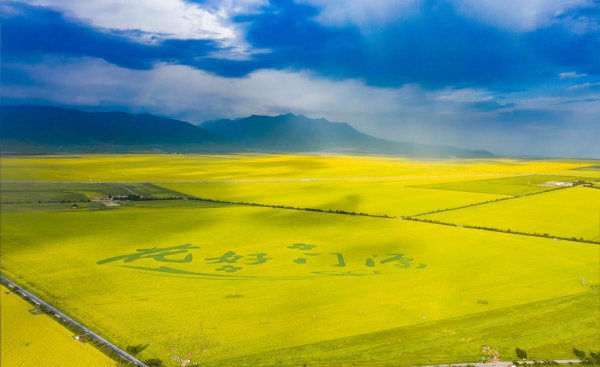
413;185;571;217
187;196;393;218
402;216;599;245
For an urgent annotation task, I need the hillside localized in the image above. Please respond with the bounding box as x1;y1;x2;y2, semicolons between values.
1;105;492;157
0;105;219;148
201;113;493;157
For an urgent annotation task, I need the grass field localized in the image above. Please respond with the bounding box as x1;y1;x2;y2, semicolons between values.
0;154;598;366
0;182;188;203
0;285;116;367
413;175;600;196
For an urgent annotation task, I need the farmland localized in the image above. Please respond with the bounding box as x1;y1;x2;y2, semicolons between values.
0;154;599;367
422;187;600;242
1;285;115;367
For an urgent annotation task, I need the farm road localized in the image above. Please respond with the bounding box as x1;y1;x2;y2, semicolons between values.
0;277;588;367
120;185;140;195
0;274;148;367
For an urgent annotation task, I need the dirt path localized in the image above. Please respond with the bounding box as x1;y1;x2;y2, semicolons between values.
120;185;139;195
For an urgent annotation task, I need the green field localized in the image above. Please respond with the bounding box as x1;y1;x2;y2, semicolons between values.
0;154;599;366
413;175;600;196
0;182;188;203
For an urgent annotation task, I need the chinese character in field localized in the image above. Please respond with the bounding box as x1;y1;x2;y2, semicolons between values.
205;251;243;264
293;252;346;267
245;253;271;265
205;251;272;272
97;244;200;265
205;251;272;265
380;253;412;267
215;265;242;273
287;243;317;251
362;253;425;269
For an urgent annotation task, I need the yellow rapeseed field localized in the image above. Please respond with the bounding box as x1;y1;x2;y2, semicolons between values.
423;186;600;241
0;285;115;367
0;154;598;366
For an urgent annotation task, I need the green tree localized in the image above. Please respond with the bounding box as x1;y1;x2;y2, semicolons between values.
144;358;164;367
516;348;527;360
126;344;148;355
573;348;586;360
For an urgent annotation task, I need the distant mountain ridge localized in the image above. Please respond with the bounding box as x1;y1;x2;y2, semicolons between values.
0;105;493;157
201;113;493;157
0;105;218;146
202;113;376;150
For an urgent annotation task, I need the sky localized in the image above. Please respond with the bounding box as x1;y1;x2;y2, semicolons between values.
1;0;599;157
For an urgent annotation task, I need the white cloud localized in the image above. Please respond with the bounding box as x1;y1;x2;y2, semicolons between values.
432;88;494;103
3;56;598;157
559;71;587;79
299;0;421;28
567;81;600;91
2;57;418;122
302;0;594;32
453;0;592;31
17;0;265;51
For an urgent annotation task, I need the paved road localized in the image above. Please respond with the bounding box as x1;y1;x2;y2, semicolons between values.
0;275;586;367
0;274;147;367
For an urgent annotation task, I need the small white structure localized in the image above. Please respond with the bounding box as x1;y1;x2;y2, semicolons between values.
541;181;574;187
554;181;574;187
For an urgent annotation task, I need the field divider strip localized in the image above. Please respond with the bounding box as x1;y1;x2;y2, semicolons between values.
184;195;600;245
0;274;148;367
186;196;394;218
400;216;600;245
410;186;572;217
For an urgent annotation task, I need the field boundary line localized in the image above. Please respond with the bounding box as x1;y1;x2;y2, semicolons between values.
410;186;571;217
401;216;599;245
0;274;148;367
2;181;597;245
184;195;600;245
186;196;393;218
120;185;140;196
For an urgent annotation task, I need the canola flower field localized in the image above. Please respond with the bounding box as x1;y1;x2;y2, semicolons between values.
0;285;115;367
0;154;598;367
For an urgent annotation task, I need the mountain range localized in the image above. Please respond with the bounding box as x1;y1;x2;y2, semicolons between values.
0;105;492;157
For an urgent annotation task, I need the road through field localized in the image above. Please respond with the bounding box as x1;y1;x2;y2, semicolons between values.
0;275;147;367
0;272;588;367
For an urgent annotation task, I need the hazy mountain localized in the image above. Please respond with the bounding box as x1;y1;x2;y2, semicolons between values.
0;105;219;148
201;113;493;157
1;105;492;157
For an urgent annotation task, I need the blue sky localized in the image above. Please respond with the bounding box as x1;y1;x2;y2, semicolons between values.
1;0;599;157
